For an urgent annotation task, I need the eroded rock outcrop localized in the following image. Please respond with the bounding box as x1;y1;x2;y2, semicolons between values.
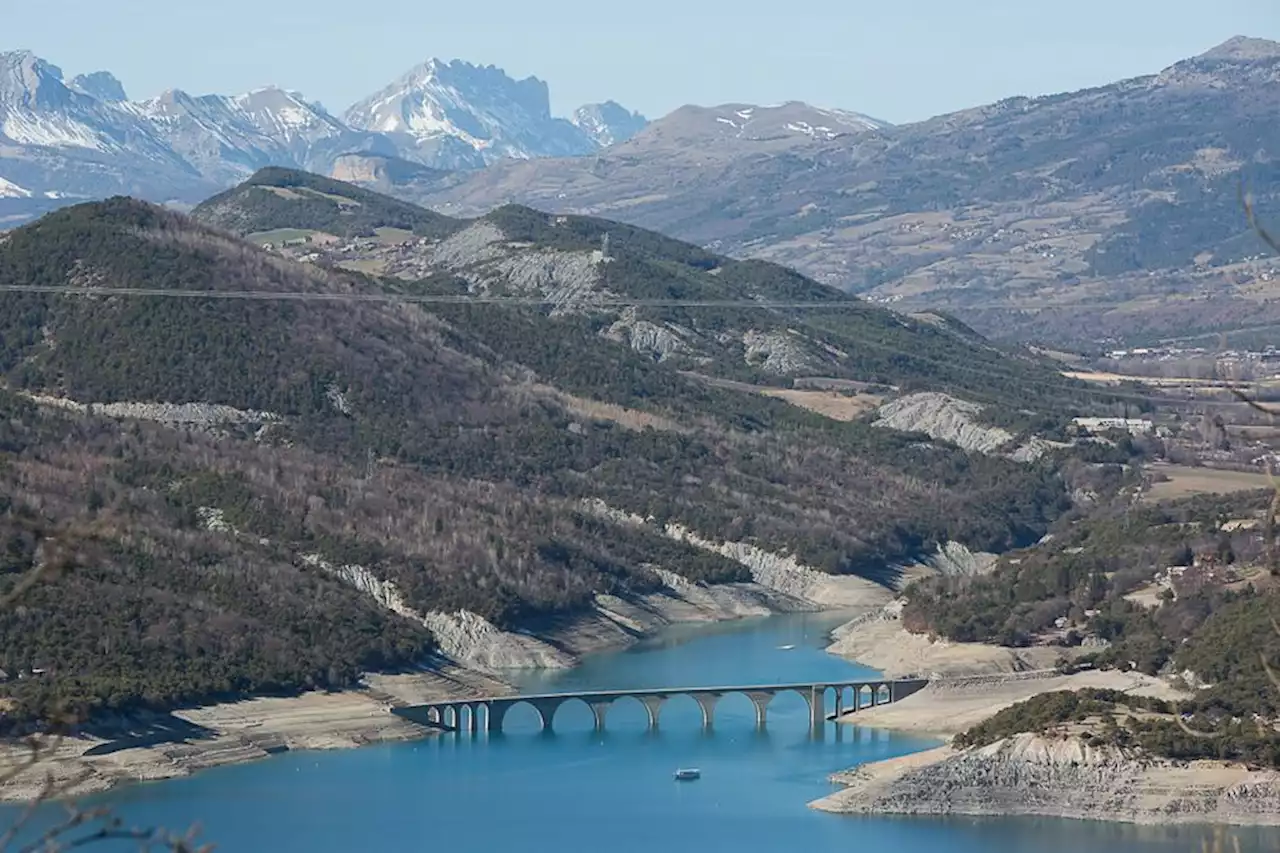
579;499;891;608
873;392;1015;454
812;732;1280;826
300;554;573;670
23;393;280;427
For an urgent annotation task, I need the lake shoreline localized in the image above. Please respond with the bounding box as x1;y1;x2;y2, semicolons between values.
817;608;1280;828
810;737;1280;827
0;574;892;805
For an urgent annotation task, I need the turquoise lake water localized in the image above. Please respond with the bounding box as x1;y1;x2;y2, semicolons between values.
8;611;1279;851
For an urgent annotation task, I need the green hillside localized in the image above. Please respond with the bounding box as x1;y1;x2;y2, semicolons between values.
197;169;1116;421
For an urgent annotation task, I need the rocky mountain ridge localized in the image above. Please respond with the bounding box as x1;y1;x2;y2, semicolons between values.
342;58;642;169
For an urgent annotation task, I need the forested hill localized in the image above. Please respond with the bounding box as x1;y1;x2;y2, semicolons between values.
0;186;1106;727
193;168;1109;416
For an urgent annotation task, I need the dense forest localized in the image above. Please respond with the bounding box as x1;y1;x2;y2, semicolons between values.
0;389;752;729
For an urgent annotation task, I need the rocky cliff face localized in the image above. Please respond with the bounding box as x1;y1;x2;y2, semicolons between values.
581;498;892;608
571;101;649;147
342;59;642;170
871;392;1060;462
813;732;1280;826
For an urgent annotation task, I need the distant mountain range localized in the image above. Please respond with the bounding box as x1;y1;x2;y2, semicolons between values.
0;51;652;225
4;38;1280;349
402;36;1280;349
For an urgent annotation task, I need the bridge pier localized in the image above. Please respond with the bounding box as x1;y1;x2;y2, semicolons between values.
529;698;563;731
487;700;509;733
586;699;611;731
745;691;774;728
808;686;826;731
639;695;667;729
468;703;479;735
692;693;721;730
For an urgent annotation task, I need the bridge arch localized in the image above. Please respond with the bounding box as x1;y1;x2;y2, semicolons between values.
489;698;562;733
602;695;655;730
710;691;759;728
552;696;615;731
652;693;704;728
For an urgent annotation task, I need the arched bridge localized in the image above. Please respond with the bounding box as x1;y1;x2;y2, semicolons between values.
392;678;929;735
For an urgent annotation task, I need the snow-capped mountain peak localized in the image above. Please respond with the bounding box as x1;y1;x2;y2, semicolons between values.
0;50;146;152
572;101;648;147
126;85;373;185
69;71;127;102
342;58;636;168
231;86;346;139
0;50;80;113
0;50;665;224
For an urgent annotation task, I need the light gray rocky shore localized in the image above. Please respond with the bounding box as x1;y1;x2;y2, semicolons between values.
811;733;1280;827
814;597;1280;828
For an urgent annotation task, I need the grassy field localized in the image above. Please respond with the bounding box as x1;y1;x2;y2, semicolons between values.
335;258;387;275
374;227;417;244
759;388;884;421
681;373;884;422
1144;463;1273;502
246;228;320;246
1064;370;1228;388
260;185;362;208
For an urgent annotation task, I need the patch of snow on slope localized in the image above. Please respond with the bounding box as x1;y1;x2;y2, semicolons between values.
2;112;110;150
0;176;31;198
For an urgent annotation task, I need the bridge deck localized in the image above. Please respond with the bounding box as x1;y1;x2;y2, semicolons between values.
409;679;925;707
395;678;930;733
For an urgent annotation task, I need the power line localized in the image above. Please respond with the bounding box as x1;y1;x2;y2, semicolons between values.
0;282;1202;404
0;284;874;309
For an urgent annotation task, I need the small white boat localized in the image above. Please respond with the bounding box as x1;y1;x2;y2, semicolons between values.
777;644;796;650
673;768;701;781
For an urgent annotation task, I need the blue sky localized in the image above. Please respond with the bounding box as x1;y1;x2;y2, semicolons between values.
9;0;1279;123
